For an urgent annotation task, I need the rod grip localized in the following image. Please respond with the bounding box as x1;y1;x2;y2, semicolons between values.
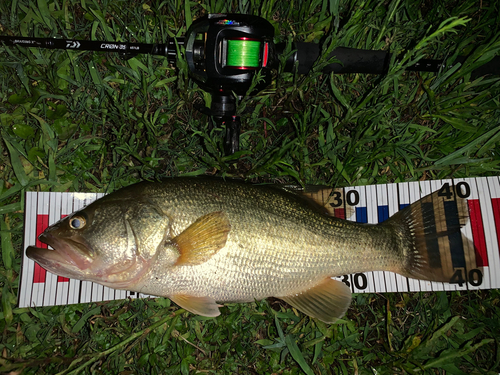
288;43;391;74
290;43;500;77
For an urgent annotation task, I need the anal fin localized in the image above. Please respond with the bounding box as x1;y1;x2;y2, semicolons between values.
170;294;222;317
280;278;352;324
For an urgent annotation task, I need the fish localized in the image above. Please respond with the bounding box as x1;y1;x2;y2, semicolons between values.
26;177;471;323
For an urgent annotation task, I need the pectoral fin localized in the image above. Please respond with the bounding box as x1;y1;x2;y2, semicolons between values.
170;294;222;317
281;278;352;324
169;211;231;266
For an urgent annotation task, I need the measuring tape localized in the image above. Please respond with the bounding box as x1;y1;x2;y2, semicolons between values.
19;176;500;308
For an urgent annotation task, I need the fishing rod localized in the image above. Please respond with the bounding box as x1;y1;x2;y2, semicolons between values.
1;13;499;155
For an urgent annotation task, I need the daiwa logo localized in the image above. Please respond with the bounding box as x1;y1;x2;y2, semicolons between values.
66;41;81;48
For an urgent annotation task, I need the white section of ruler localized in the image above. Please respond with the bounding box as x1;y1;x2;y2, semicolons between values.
483;177;500;288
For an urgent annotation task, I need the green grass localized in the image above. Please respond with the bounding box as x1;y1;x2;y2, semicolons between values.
1;0;500;373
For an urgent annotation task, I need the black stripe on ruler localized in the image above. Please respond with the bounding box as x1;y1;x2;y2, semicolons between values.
421;202;443;269
444;200;466;268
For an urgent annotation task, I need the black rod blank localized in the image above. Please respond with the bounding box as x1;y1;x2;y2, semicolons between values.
0;35;183;63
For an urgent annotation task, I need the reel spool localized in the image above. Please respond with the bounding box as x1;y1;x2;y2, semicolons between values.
225;38;268;69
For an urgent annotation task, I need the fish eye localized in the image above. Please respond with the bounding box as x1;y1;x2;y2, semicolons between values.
69;216;86;230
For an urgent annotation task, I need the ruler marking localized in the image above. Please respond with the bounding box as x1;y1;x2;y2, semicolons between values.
19;177;500;306
360;185;377;293
469;178;490;290
371;184;385;293
486;177;500;288
477;178;496;288
19;192;37;308
427;180;445;292
32;193;50;307
385;183;400;293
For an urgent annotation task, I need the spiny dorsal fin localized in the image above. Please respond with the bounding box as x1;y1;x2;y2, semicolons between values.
277;185;355;218
170;294;222;317
170;211;231;266
281;277;352;324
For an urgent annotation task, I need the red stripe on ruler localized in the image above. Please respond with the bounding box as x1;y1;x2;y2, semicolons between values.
58;214;69;282
492;198;500;262
334;208;345;219
468;200;488;267
34;214;49;283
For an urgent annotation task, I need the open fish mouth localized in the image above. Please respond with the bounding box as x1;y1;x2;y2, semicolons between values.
26;233;93;279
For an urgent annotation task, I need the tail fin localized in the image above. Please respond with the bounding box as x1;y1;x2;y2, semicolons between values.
386;188;474;283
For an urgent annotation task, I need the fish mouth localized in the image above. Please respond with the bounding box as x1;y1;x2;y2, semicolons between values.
26;233;93;279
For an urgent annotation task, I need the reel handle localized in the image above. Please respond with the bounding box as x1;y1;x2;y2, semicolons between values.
222;116;241;156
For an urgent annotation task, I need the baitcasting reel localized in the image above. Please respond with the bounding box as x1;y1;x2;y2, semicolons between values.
183;14;276;155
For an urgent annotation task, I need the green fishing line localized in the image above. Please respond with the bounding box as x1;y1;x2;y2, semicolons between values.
226;39;261;67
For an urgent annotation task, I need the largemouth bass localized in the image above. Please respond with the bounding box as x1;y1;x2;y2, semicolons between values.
26;177;469;323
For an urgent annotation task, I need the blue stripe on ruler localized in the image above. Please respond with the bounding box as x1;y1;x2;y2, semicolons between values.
355;207;367;223
378;205;389;222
